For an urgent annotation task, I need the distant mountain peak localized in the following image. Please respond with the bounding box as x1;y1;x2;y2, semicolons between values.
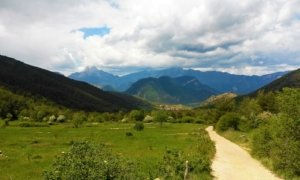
83;66;108;74
84;66;99;71
163;67;185;72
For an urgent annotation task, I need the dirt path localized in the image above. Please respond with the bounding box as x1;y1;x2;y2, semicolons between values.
206;126;281;180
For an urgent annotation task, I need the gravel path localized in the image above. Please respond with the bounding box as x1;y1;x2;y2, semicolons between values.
206;126;282;180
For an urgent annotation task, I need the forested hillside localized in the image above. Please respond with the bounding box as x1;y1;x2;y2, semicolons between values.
252;68;300;94
0;55;150;112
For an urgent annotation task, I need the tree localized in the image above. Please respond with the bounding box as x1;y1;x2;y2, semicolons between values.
276;88;300;120
133;122;144;131
257;91;277;113
152;111;168;127
270;114;300;177
72;112;86;128
216;112;241;132
129;110;144;121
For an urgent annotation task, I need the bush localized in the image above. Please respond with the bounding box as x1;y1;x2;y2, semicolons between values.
158;149;186;179
129;110;144;121
195;119;204;124
0;120;6;128
251;114;300;178
143;115;153;123
181;116;195;123
125;132;133;137
152;111;168;126
252;126;273;157
18;122;49;127
133;122;144;131
277;88;300;120
269;114;300;178
72;112;86;128
49;115;56;122
44;141;143;179
56;115;66;123
216;112;241;132
157;129;215;179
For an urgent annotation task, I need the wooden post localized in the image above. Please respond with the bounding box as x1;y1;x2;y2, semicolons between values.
184;160;189;180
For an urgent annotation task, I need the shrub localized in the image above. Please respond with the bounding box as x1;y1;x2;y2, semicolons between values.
269;114;300;178
251;114;300;178
18;122;49;127
216;112;241;132
133;122;144;131
129;110;144;121
181;116;195;123
158;149;186;179
36;111;47;121
49;115;56;122
157;129;215;179
0;120;6;128
195;118;204;124
44;141;143;179
143;115;153;123
56;115;66;123
152;111;168;127
125;132;133;137
72;112;86;128
251;126;273;157
276;88;300;120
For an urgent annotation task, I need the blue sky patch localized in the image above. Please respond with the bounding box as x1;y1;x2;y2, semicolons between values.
79;26;111;39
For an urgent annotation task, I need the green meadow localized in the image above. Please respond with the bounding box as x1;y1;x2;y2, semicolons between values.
0;122;209;179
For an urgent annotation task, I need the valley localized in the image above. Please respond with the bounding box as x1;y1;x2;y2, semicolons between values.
0;55;299;179
1;1;300;179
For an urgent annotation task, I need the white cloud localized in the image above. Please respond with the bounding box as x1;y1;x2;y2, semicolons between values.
0;0;299;75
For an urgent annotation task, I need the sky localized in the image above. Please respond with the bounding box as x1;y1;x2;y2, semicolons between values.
0;0;300;75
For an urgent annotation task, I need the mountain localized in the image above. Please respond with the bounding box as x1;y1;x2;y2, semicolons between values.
126;76;218;104
69;66;119;87
0;55;150;112
69;67;288;94
251;68;300;94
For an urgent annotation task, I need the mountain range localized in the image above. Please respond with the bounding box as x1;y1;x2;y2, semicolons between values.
126;76;218;104
0;55;150;112
69;67;288;94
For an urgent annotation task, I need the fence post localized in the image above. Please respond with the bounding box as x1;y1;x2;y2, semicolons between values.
184;160;189;180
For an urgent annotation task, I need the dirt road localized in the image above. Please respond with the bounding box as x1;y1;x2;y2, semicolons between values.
206;126;281;180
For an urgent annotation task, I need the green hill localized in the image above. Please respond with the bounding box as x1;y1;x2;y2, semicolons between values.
126;76;218;104
0;55;150;112
251;68;300;94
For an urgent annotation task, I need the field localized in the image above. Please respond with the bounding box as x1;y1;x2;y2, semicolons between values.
0;122;210;179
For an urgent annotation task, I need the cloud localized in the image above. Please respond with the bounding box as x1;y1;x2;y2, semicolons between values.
0;0;299;75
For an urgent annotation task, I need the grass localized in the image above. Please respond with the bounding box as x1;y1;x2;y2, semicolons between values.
0;122;210;179
218;129;251;151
